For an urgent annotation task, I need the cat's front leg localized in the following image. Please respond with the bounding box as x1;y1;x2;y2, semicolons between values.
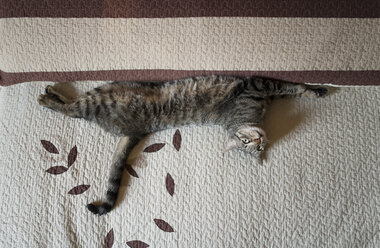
251;78;328;98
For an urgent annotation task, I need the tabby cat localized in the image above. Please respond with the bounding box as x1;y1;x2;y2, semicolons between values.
37;75;327;215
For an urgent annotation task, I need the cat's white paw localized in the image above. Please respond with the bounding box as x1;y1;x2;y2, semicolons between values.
37;94;49;106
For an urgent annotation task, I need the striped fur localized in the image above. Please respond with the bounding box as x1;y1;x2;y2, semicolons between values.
38;75;327;215
86;136;142;215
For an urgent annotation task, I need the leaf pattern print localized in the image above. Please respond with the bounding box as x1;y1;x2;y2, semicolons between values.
143;143;165;153
45;166;68;175
126;240;149;248
165;173;175;196
67;145;77;167
68;185;90;195
105;228;114;248
153;219;175;232
172;129;182;151
125;164;139;178
41;140;59;154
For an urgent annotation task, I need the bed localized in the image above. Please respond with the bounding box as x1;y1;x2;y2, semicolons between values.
1;1;379;247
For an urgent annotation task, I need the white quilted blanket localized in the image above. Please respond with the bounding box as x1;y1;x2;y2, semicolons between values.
0;82;379;247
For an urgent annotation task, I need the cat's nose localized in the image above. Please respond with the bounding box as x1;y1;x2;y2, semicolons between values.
257;132;264;142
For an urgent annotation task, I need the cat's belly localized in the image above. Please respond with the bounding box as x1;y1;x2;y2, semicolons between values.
138;109;215;134
98;99;220;135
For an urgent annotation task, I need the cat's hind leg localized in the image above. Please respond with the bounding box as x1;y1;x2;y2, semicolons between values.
38;94;65;111
45;85;74;104
38;92;82;118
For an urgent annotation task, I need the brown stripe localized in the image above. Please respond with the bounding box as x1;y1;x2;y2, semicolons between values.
1;70;379;86
1;0;379;18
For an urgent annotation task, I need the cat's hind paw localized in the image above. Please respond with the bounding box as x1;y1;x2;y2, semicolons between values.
37;94;64;108
45;85;55;96
44;85;69;103
37;94;55;107
37;94;48;106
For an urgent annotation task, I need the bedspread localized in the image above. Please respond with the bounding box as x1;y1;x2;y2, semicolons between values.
1;1;380;247
0;82;379;247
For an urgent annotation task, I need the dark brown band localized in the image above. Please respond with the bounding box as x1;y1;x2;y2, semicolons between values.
1;0;379;18
1;70;379;86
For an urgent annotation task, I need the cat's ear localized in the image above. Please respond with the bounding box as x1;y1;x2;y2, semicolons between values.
254;154;264;165
225;138;239;151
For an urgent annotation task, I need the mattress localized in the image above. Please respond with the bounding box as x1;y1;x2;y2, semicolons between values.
0;82;379;247
1;1;379;247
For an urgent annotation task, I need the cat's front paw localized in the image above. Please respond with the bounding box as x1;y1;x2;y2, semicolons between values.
311;87;328;97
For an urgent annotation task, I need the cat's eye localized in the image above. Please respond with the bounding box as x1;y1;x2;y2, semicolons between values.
257;145;264;151
241;138;250;144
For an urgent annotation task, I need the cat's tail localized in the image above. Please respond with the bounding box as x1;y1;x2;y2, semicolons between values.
86;135;142;215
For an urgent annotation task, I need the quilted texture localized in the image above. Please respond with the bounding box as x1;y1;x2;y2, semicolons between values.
1;16;380;85
0;82;379;247
2;18;379;73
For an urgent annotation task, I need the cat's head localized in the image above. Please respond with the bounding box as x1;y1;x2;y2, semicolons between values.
226;125;267;163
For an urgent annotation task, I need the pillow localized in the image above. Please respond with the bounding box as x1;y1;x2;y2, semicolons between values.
1;0;379;86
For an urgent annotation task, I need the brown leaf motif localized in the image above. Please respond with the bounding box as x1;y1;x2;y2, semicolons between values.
68;184;90;195
143;143;165;153
153;219;175;232
126;240;149;248
125;164;138;178
165;173;175;196
46;166;68;175
67;145;77;167
41;140;59;154
105;228;114;248
172;129;182;151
